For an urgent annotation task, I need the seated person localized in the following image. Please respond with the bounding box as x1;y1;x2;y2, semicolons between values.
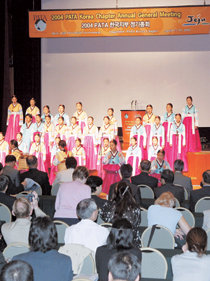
108;252;141;281
131;160;158;191
20;155;51;195
155;169;184;204
51;156;77;196
54;166;91;225
172;227;210;281
13;216;73;281
96;219;142;281
86;175;107;209
151;149;171;174
1;193;45;245
0;260;33;281
0;174;16;211
100;181;141;247
174;159;193;197
64;198;109;252
148;192;190;242
190;170;210;212
109;164;141;205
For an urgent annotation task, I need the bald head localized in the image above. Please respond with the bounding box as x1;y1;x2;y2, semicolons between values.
12;197;32;218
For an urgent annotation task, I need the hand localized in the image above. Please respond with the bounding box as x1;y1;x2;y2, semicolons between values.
21;180;27;187
30;191;39;209
174;228;184;240
108;154;112;159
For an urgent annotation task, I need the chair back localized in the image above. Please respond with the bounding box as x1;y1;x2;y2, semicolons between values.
140;207;148;227
141;225;175;249
100;222;112;230
174;198;180;208
175;207;195;227
0;203;12;223
141;247;168;279
54;220;69;244
96;209;105;224
207;229;210;251
59;243;96;275
138;184;154;199
195;197;210;213
3;243;30;261
174;184;188;200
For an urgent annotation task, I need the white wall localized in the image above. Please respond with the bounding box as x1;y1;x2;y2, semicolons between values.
41;0;210;126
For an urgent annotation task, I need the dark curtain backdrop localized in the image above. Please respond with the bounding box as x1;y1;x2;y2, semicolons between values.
0;0;41;133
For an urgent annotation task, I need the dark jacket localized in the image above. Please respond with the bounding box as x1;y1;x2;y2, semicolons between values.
0;192;16;211
20;168;51;195
154;183;184;204
91;195;107;209
189;185;210;212
131;172;158;191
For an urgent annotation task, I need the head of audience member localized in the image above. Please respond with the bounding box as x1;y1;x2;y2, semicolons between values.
157;149;165;163
108;252;141;281
26;155;38;169
0;175;9;193
184;227;207;256
65;156;77;170
29;216;57;253
107;219;134;250
12;197;32;219
139;159;151;174
0;260;34;281
174;159;184;173
58;140;66;152
72;166;89;183
5;155;16;168
76;198;98;221
161;169;174;185
86;176;103;195
9;139;19;151
113;181;137;216
120;164;133;180
0;162;3;175
202;170;210;186
110;139;117;153
155;192;175;208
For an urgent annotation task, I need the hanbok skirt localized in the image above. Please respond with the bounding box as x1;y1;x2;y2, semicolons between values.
183;116;201;152
67;136;76;151
162;122;172;163
133;134;147;160
102;164;121;194
83;136;97;170
170;134;188;171
0;151;6;166
127;156;140;176
5;114;21;142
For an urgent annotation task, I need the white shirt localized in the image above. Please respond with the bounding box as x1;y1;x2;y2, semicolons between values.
64;219;109;252
148;205;182;234
172;251;210;281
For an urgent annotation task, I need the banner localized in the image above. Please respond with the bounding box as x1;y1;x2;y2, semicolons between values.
29;6;210;38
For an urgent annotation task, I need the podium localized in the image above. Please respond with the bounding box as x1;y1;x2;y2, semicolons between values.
121;110;145;149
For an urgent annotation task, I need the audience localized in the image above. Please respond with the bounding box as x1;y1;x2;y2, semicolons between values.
1;193;45;245
190;170;210;212
155;169;184;204
172;227;210;281
20;155;51;195
96;219;142;281
108;252;141;281
51;156;77;196
131;160;158;190
151;149;171;174
174;159;193;196
54;166;90;225
64;198;109;252
100;181;141;246
0;260;34;281
13;216;73;281
109;164;141;205
0;175;16;211
148;192;191;243
3;155;23;195
86;175;107;209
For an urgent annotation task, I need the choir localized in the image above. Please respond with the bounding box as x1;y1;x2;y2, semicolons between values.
1;96;202;193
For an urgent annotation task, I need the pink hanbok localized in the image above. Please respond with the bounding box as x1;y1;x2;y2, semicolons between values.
130;125;147;160
83;125;98;170
29;142;46;172
74;111;87;133
5;103;23;142
67;124;81;151
0;140;9;166
126;145;142;176
170;122;188;171
72;146;86;166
